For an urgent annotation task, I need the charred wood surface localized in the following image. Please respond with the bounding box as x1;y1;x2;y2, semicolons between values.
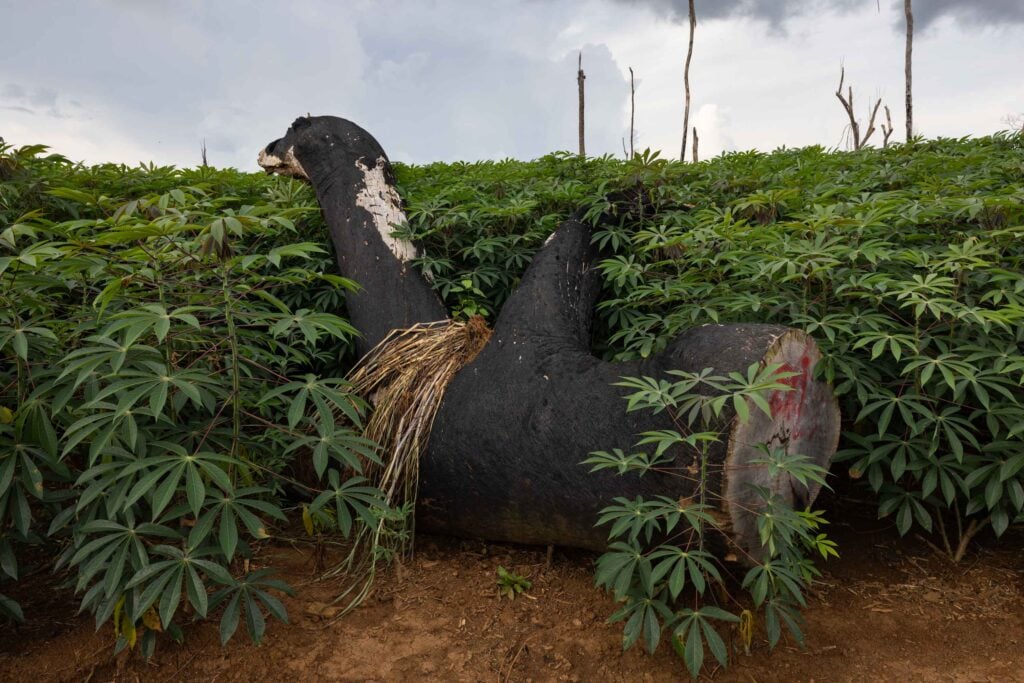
423;220;839;555
260;116;841;558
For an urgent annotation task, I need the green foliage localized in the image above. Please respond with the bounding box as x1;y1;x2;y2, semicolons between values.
585;364;835;678
395;135;1024;557
496;565;532;600
3;129;1023;653
0;141;391;648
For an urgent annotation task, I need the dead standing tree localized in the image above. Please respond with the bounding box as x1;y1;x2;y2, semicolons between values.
835;66;885;150
905;0;914;141
628;66;636;158
680;0;696;160
882;105;895;147
577;52;586;157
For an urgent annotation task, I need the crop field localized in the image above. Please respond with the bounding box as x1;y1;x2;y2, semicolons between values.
1;132;1023;680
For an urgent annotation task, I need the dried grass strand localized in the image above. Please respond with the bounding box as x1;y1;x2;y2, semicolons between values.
322;316;490;614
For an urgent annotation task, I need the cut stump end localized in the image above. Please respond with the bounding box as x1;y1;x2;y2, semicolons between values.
722;329;840;558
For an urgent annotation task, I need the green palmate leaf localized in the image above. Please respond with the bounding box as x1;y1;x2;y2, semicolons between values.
220;506;239;561
185;465;205;518
243;593;267;644
0;593;25;623
211;569;292;645
219;592;241;645
7;121;1024;661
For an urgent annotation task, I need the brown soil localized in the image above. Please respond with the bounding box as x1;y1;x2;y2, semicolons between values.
2;505;1023;683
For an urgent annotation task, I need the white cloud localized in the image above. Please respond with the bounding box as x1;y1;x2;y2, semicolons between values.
0;0;1021;169
691;104;735;158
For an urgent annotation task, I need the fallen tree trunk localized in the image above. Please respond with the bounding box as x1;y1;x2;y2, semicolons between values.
422;220;838;555
259;116;840;559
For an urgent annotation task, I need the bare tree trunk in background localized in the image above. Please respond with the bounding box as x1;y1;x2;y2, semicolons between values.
882;105;894;147
835;66;860;148
577;52;586;157
681;0;696;161
835;66;884;150
905;0;913;141
201;139;208;167
628;67;636;158
1003;113;1024;133
692;127;699;163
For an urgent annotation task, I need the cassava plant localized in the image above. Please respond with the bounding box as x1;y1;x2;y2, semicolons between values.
3;126;1022;654
0;142;394;653
585;363;836;678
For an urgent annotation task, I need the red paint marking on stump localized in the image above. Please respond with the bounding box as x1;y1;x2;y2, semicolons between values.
767;354;813;439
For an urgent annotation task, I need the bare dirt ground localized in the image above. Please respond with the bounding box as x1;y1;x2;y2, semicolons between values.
2;494;1023;682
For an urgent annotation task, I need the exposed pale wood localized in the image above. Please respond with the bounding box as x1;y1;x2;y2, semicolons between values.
835;65;884;150
722;330;841;556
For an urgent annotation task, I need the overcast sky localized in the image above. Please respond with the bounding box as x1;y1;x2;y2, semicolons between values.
2;0;1022;169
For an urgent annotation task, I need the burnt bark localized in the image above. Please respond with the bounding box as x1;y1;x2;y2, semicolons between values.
259;117;447;357
422;219;838;555
260;116;841;557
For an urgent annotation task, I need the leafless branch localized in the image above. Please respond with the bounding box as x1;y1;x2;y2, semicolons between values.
835;66;860;149
882;105;894;147
835;65;884;150
1002;113;1024;133
863;97;882;146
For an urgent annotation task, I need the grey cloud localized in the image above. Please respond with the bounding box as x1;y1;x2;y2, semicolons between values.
1;83;69;117
350;3;628;162
26;87;58;109
615;0;1024;29
611;0;860;26
0;0;628;168
901;0;1024;28
2;83;26;99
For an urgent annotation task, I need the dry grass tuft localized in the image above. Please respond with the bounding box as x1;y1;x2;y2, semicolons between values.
323;316;490;612
348;316;491;515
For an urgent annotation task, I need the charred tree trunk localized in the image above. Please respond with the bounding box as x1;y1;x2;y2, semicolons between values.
422;219;838;555
259;117;447;358
259;116;841;558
